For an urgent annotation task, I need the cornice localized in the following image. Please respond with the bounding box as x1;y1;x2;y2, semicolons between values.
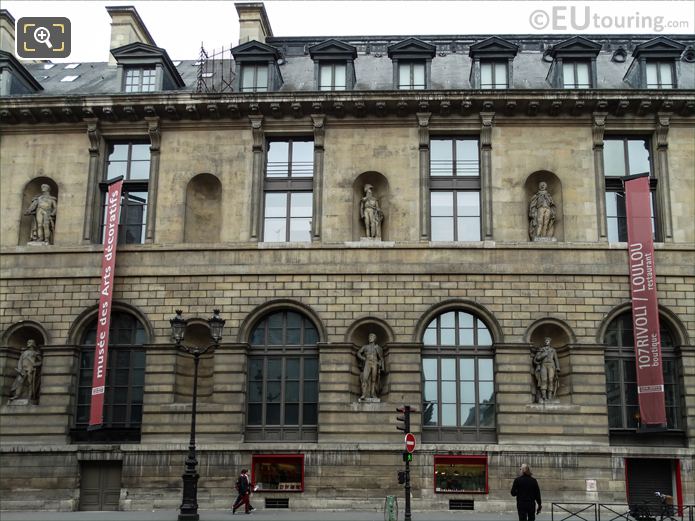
1;90;693;126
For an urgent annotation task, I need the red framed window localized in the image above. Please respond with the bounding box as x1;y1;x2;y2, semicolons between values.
434;455;488;493
251;454;304;492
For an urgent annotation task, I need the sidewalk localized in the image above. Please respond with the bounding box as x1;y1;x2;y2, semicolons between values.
0;509;544;521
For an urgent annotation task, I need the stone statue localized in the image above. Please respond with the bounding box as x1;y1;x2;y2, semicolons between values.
25;184;57;244
528;181;556;241
9;339;43;404
532;337;560;402
360;184;383;239
357;333;384;401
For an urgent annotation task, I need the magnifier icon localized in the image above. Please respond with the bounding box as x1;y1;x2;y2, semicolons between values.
33;26;53;49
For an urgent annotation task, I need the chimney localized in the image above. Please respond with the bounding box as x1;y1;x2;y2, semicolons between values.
0;9;15;54
106;5;156;64
235;3;273;44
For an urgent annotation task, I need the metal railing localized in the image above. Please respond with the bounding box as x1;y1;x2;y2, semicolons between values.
552;503;695;521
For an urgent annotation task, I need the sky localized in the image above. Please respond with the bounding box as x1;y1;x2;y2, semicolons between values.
4;1;694;63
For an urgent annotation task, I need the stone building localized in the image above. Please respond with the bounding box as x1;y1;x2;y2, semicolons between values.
1;3;694;514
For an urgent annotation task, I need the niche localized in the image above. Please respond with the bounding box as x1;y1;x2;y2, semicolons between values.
346;317;394;398
351;172;390;241
184;173;222;243
524;171;563;242
19;177;59;245
526;319;575;401
174;322;215;402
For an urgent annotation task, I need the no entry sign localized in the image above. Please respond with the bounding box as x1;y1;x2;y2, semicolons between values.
405;432;416;453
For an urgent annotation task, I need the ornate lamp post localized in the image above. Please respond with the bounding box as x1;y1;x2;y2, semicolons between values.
170;309;225;521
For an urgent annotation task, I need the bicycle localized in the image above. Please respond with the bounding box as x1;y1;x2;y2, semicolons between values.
628;492;677;521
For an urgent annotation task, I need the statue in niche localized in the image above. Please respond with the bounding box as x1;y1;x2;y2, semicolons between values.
25;184;57;244
360;184;383;239
9;339;43;404
357;333;384;401
528;181;556;241
532;337;560;402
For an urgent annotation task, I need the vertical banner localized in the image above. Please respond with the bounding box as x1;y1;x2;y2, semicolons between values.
89;177;124;429
623;173;666;427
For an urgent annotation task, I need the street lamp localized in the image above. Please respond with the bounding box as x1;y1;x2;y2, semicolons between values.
170;309;225;521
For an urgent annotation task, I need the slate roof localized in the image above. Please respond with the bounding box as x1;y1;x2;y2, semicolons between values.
8;34;695;97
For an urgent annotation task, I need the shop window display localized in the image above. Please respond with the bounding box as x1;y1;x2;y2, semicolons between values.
434;455;488;493
252;454;304;492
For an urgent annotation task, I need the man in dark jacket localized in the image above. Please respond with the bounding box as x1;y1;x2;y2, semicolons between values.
511;463;542;521
232;469;255;514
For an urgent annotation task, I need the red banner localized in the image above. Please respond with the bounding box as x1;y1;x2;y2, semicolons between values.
624;173;666;426
89;178;123;429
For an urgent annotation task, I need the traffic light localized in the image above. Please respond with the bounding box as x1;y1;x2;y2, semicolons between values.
402;451;413;462
396;405;411;433
397;470;406;484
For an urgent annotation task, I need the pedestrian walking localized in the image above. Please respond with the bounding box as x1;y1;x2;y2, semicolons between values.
511;463;542;521
232;469;255;514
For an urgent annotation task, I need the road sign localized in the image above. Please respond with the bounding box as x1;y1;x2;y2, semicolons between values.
405;432;416;453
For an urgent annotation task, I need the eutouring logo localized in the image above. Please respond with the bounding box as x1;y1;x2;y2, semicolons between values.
528;6;689;32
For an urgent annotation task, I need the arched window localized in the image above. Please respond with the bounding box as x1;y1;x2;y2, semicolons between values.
604;311;684;436
72;312;146;442
421;310;495;442
246;310;319;442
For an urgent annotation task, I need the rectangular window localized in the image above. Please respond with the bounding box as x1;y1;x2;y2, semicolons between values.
481;61;508;89
100;142;150;244
422;356;495;431
398;61;426;89
434;455;488;494
646;62;674;89
606;358;681;430
241;63;269;92
319;62;347;91
429;138;481;241
124;67;156;93
562;61;591;88
75;347;145;431
252;455;304;492
263;139;314;242
603;137;657;242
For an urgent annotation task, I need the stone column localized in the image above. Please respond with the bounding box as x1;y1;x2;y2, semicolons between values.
145;117;160;244
311;114;325;241
480;111;495;240
592;112;608;241
249;115;264;241
82;119;101;244
656;113;673;242
417;112;431;241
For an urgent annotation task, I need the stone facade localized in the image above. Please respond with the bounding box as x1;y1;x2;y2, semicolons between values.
1;3;694;515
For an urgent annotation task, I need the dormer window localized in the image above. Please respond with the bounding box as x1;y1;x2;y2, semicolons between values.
309;39;356;91
124;67;156;93
240;63;269;92
388;38;436;90
624;37;684;89
562;61;591;89
110;42;184;93
546;36;601;89
231;40;283;93
469;37;518;89
646;61;675;89
319;63;346;91
480;61;508;89
0;50;44;96
398;61;426;90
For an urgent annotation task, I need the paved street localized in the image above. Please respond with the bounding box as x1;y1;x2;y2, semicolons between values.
0;510;541;521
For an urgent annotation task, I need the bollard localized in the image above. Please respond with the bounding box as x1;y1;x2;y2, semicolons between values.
385;495;397;521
